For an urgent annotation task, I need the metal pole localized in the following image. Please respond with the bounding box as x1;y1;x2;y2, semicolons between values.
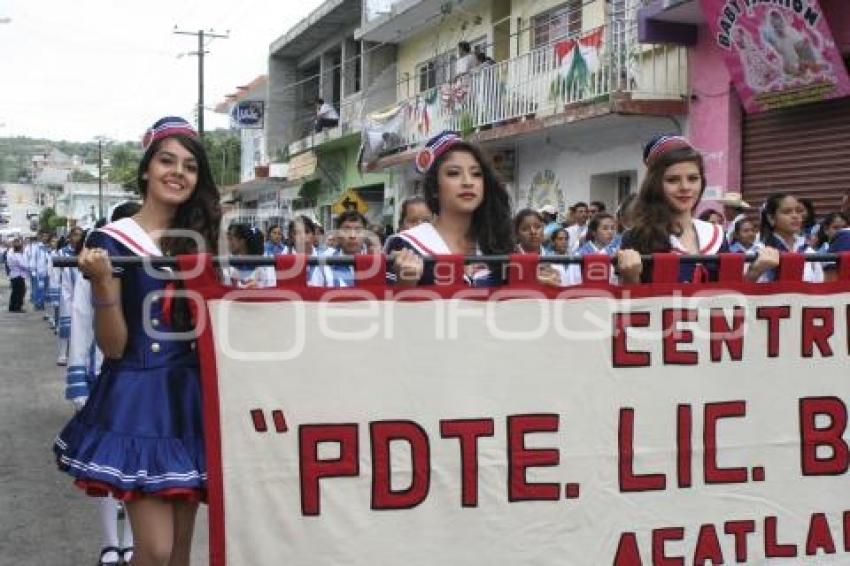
97;139;103;219
198;30;204;136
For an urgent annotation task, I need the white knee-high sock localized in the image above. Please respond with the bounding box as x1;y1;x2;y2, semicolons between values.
122;506;134;547
98;497;121;563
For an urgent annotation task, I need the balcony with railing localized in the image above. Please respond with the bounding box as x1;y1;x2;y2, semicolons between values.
364;17;688;163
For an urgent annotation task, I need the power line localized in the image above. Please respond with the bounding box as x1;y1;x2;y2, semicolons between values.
173;27;230;136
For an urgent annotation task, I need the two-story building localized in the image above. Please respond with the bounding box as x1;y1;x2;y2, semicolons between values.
266;0;398;230
55;182;137;228
355;0;689;220
640;0;850;213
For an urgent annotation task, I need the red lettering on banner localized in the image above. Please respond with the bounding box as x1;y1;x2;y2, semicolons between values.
618;408;666;492
693;523;724;564
800;397;849;475
652;527;685;566
677;405;692;489
704;401;748;484
612;532;643;566
299;424;359;516
662;309;698;365
724;519;755;563
806;512;837;555
756;306;791;358
844;511;850;552
507;414;561;501
440;418;495;507
371;420;431;510
801;307;835;358
709;306;744;362
612;312;651;367
764;515;798;558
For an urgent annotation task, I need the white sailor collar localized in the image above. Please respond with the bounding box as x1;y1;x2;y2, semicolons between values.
396;222;452;256
97;217;162;257
669;218;723;255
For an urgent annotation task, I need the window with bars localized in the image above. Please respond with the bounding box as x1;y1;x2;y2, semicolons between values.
415;50;457;93
531;0;583;50
416;60;437;92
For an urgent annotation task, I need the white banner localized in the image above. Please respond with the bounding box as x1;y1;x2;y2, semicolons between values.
197;287;850;565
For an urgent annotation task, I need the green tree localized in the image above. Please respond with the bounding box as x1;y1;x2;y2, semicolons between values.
203;131;241;187
38;207;57;233
71;169;98;182
107;143;142;193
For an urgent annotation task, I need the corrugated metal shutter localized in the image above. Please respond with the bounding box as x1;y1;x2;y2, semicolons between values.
742;95;850;215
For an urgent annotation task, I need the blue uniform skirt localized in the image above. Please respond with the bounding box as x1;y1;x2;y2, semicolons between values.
54;355;207;501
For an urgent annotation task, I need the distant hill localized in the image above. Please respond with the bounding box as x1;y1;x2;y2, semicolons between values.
0;129;240;187
0;136;136;183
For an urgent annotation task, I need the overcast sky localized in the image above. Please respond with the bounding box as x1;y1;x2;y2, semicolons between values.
0;0;327;142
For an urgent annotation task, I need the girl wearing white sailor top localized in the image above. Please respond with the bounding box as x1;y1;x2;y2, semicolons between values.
758;193;823;283
54;117;220;566
222;223;276;288
618;135;778;284
514;208;572;287
387;132;513;286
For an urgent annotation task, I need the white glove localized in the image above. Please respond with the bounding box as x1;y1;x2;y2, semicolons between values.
71;396;88;411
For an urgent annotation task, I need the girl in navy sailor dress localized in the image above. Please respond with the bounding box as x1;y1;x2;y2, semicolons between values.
54;117;220;566
386;132;514;287
617;135;778;284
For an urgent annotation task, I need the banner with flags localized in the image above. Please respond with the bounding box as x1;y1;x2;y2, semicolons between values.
180;254;850;565
554;27;605;91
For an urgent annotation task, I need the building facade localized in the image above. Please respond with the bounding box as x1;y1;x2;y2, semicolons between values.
640;0;850;213
356;0;689;223
266;0;397;231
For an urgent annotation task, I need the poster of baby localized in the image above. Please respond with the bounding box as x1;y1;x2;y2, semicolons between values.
700;0;850;112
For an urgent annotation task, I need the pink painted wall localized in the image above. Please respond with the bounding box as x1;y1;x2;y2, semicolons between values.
686;25;742;198
822;0;850;53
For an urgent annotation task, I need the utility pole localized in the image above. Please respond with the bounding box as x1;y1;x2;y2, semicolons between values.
97;138;103;219
173;27;229;136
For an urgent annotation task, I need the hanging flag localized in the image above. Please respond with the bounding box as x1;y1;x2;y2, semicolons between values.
554;27;604;88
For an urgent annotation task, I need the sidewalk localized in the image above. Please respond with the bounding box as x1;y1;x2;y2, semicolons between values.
0;277;208;565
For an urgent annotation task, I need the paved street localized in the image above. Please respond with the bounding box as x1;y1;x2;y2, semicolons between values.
0;277;208;566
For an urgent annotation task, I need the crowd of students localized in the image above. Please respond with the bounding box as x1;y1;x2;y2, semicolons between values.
228;133;850;288
0;116;837;566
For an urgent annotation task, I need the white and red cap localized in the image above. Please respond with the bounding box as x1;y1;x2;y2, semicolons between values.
642;134;694;166
141;116;198;152
415;130;463;174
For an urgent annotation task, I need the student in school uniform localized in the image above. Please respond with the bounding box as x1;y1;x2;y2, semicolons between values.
54;116;221;566
263;224;288;257
55;227;84;365
222;223;276;288
287;215;335;287
814;212;848;253
324;210;371;287
728;217;762;254
513;208;570;286
22;235;36;308
571;212;620;283
396;196;434;232
758;193;823;282
385;131;514;286
6;238;29;312
824;224;850;282
548;226;569;257
31;231;52;311
617;135;778;284
46;234;63;330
